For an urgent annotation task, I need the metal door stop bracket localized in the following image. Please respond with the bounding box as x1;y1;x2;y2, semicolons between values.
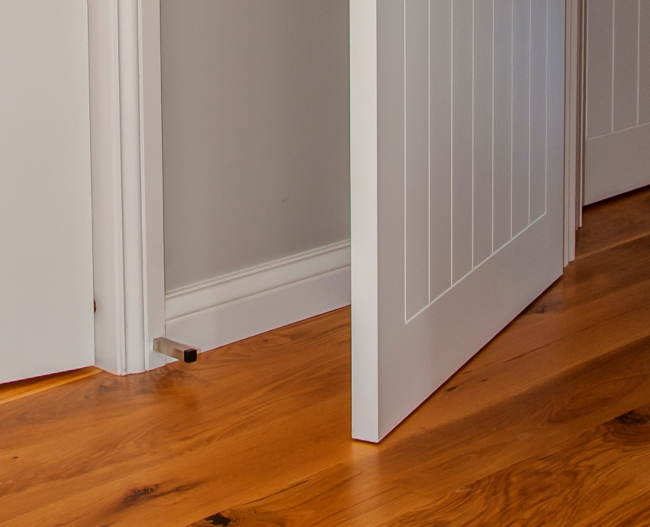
153;337;199;363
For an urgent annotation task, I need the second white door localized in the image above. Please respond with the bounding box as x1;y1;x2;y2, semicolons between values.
584;0;650;204
351;0;566;442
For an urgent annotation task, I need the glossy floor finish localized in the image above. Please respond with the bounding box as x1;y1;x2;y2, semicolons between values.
1;187;650;526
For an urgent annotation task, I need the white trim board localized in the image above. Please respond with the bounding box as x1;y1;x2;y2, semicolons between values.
89;0;166;375
165;241;352;353
564;0;586;265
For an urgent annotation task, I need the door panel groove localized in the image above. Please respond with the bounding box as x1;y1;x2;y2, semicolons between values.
404;0;550;323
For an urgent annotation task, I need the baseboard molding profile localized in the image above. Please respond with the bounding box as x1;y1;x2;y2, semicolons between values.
165;240;351;353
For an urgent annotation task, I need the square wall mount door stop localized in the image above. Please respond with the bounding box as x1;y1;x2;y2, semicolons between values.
153;337;200;363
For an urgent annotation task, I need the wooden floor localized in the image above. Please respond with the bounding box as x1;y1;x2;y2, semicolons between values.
1;187;650;526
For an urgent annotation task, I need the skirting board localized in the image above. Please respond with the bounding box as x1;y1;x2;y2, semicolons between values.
165;240;351;353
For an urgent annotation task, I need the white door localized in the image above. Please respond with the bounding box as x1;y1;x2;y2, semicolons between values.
351;0;566;442
0;1;95;384
584;0;650;205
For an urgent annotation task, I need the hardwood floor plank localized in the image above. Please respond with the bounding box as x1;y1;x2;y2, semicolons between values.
0;367;100;406
0;309;354;526
579;488;650;527
0;188;648;526
197;333;650;527
576;185;650;259
189;464;432;527
380;405;650;527
3;297;650;526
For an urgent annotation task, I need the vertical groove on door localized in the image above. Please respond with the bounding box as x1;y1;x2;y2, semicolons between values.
429;0;453;301
637;0;641;125
512;0;531;236
613;0;639;131
640;0;650;124
611;0;616;132
493;0;513;250
473;0;494;266
404;0;430;320
451;0;474;282
428;0;431;302
530;0;548;222
586;0;613;139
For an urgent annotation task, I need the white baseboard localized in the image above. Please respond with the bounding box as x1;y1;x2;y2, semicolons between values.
165;240;351;352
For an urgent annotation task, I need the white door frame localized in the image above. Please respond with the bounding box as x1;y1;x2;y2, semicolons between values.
88;0;166;375
564;0;586;264
88;0;584;375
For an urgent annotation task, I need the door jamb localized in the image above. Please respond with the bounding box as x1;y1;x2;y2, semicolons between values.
564;0;587;265
88;0;167;375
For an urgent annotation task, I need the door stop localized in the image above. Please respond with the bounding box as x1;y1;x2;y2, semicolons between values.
153;337;199;363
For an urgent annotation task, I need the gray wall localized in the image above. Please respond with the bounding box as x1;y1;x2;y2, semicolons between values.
161;0;350;292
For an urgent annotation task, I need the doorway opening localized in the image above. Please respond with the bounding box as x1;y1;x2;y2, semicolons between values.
566;0;650;258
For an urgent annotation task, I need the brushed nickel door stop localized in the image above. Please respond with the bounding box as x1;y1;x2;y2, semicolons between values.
153;338;199;363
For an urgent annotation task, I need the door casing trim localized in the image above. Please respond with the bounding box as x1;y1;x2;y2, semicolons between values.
564;0;586;264
89;0;166;375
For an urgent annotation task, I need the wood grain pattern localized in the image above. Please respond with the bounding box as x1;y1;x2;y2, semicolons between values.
0;367;100;406
202;332;650;526
0;189;649;526
577;185;650;258
384;405;650;527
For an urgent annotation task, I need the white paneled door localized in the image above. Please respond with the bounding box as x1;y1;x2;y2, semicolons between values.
0;1;95;384
351;0;566;442
584;0;650;204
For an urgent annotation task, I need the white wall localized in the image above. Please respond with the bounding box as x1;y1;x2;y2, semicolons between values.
160;0;351;352
161;0;350;292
